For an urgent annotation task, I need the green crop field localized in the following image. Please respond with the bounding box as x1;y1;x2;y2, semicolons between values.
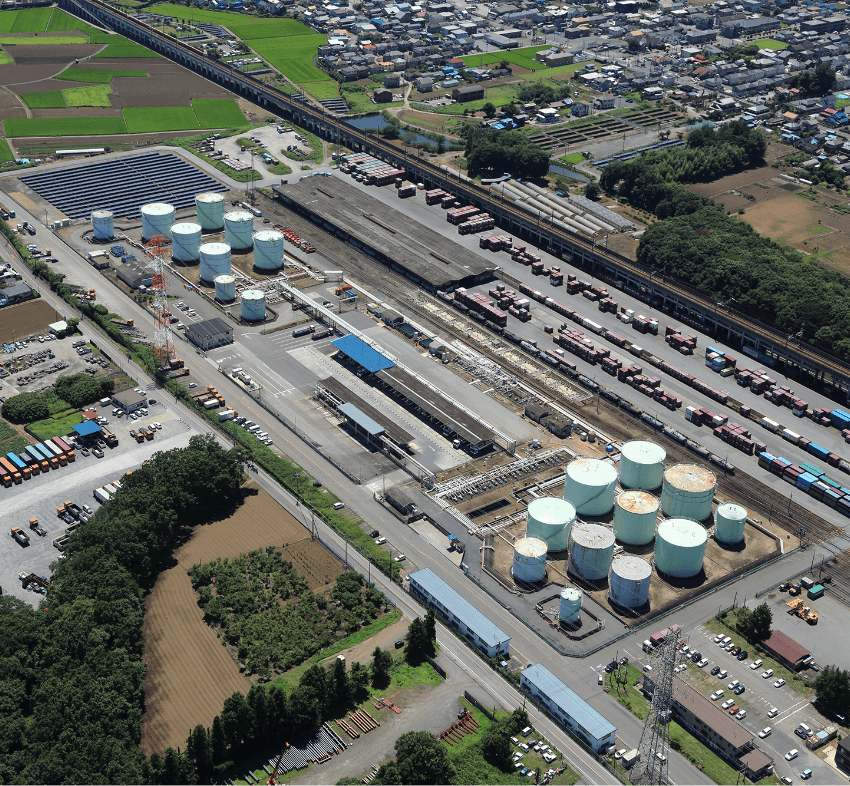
228;18;313;39
0;11;17;34
5;116;128;137
0;140;13;162
0;36;85;45
55;67;148;83
0;47;13;65
94;37;160;58
462;45;551;71
251;34;328;82
46;9;88;32
301;81;340;100
64;85;112;107
10;7;52;33
191;98;246;128
21;90;65;109
148;3;263;25
123;106;199;132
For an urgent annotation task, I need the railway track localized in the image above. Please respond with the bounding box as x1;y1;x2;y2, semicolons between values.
259;191;841;547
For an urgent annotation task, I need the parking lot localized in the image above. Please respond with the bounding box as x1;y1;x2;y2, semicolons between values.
0;399;198;606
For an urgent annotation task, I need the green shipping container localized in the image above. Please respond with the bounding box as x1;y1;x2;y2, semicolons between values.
821;476;841;489
808;585;825;600
801;463;824;477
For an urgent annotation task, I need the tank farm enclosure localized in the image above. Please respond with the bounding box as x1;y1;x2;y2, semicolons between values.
457;439;781;631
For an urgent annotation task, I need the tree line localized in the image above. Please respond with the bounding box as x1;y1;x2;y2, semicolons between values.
460;125;550;179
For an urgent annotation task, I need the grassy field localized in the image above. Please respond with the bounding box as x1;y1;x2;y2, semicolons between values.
0;139;13;162
55;67;148;83
301;81;340;100
5;116;128;137
560;151;585;165
10;7;52;33
0;434;30;456
753;38;788;49
462;44;551;71
228;18;313;39
148;2;264;25
64;85;112;107
0;46;12;64
0;10;15;33
124;106;198;133
28;410;83;441
250;34;329;82
21;91;65;109
191;98;246;128
0;35;85;45
46;8;88;32
95;37;161;58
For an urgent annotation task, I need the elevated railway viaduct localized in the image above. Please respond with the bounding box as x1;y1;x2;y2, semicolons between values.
57;0;850;401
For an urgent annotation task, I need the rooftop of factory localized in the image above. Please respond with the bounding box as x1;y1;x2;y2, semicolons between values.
273;177;496;289
187;317;232;339
409;568;510;649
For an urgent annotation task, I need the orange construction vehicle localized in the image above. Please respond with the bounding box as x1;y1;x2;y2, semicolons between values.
267;744;289;785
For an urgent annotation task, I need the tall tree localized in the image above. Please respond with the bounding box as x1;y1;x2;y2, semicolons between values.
370;646;393;688
187;724;212;783
247;684;268;741
480;723;512;770
333;655;351;708
394;730;455;784
210;715;227;766
424;609;437;653
814;665;850;712
350;661;370;701
750;603;773;640
405;618;427;664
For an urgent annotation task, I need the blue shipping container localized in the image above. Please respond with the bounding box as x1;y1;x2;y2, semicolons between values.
797;472;817;490
6;452;25;470
808;443;829;458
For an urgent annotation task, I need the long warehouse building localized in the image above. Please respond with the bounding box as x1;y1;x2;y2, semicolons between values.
409;568;510;658
520;664;617;753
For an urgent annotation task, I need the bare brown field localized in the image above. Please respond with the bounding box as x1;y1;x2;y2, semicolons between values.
280;538;344;593
3;45;100;65
0;298;61;342
141;481;312;755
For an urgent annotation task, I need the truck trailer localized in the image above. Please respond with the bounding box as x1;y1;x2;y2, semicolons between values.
93;487;111;504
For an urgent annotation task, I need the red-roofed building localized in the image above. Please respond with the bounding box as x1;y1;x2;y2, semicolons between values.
761;630;811;671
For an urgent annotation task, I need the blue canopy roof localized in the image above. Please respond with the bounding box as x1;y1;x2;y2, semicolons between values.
339;402;385;437
331;335;395;373
73;421;103;437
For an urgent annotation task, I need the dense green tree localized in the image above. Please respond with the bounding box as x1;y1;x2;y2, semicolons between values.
247;683;269;741
405;617;428;664
814;665;850;712
187;724;212;783
480;723;513;770
482;101;496;117
1;391;49;423
337;779;364;785
210;716;227;766
373;760;402;785
333;655;351;708
584;181;601;200
53;373;115;408
394;730;455;784
749;603;773;640
424;608;437;653
789;62;836;96
370;646;393;688
350;661;370;701
461;126;550;178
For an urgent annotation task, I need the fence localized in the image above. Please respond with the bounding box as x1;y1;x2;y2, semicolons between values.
421;651;447;679
463;691;496;721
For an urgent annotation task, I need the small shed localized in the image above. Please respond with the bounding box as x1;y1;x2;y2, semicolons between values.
386;485;417;515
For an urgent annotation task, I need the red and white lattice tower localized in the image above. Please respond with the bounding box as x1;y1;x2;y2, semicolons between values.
144;233;175;369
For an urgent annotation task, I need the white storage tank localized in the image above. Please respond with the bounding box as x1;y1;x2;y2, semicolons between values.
253;229;285;270
214;274;236;301
613;490;660;546
91;210;114;240
568;523;615;581
660;463;717;521
559;586;582;624
609;555;652;608
714;502;747;545
564;458;618;516
199;242;231;282
512;536;547;583
619;441;666;490
655;518;708;578
527;497;575;553
241;289;266;321
171;222;202;262
196;192;226;230
141;202;175;240
224;210;254;250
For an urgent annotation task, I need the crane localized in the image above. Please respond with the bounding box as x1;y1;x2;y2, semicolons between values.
266;743;289;785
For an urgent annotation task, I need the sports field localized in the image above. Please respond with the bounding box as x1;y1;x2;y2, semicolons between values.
753;38;788;49
191;98;246;128
55;67;148;83
251;33;329;82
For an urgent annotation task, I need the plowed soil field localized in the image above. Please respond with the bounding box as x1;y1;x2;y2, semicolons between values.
140;480;312;755
0;298;61;340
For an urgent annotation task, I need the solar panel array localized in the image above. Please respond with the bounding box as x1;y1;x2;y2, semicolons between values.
20;153;229;219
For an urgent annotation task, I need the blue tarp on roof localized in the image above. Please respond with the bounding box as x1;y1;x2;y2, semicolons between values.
72;421;103;437
339;402;385;437
331;334;395;373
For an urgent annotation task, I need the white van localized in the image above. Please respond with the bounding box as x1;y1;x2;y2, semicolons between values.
720;636;732;647
333;502;345;510
796;723;812;738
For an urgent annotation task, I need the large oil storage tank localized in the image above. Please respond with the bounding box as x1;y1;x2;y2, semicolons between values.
619;441;666;490
655;518;708;578
613;490;660;545
241;289;266;322
91;210;114;241
196;192;226;230
214;274;236;301
714;503;747;545
141;202;175;240
199;242;231;282
253;230;285;270
609;554;652;608
559;586;582;624
660;464;717;521
224;210;254;250
512;536;547;583
568;523;615;581
563;458;618;516
171;222;202;262
527;497;575;552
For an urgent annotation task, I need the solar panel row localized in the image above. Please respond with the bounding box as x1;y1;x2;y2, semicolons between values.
20;152;228;219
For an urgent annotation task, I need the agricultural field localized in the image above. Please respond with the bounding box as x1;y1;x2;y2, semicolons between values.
4;116;128;137
0;139;12;161
227;18;313;40
54;67;148;83
191;98;247;128
301;81;341;100
22;85;113;108
21;90;64;109
0;299;59;340
123;106;199;133
250;33;329;82
0;47;12;65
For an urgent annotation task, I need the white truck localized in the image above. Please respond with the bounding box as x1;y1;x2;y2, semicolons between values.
93;487;111;504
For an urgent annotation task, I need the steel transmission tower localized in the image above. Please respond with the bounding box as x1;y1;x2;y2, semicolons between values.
633;633;678;785
144;233;175;369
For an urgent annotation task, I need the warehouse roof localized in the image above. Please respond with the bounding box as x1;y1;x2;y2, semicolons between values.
338;401;385;437
410;568;510;649
112;389;146;408
762;630;810;665
522;664;616;742
332;334;396;373
72;421;103;437
672;678;754;752
187;317;232;339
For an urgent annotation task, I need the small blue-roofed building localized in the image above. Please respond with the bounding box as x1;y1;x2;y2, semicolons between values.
331;335;396;374
520;664;617;752
338;402;385;446
409;568;510;658
72;420;104;444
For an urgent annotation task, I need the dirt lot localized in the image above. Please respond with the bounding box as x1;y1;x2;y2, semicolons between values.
141;480;314;754
0;298;61;343
280;537;344;593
